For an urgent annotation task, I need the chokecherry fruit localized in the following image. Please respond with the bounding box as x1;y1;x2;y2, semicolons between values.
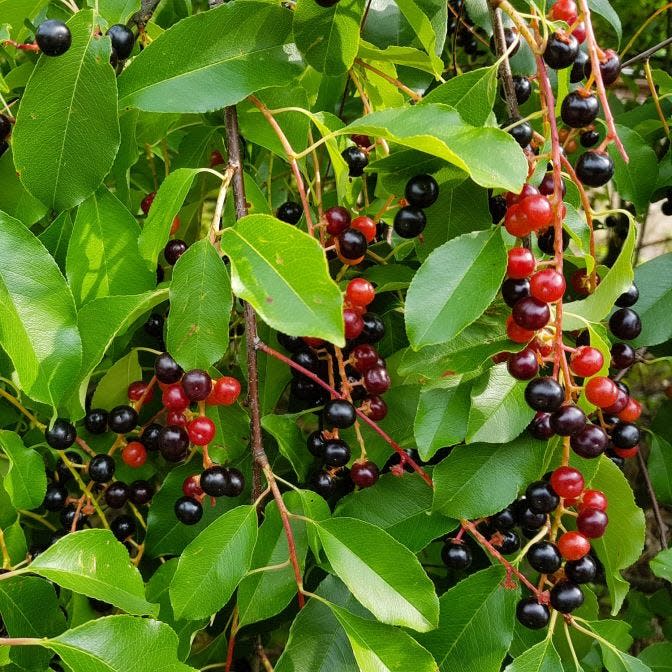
175;496;203;525
584;48;621;85
609;308;642;340
558;531;590;560
570;424;609;458
530;269;566;303
121;441;147;468
502;278;531;308
550;466;585;499
550;0;578;23
611;421;640;449
140;423;162;452
164;239;188;265
490;27;520;56
351;344;379;372
442;540;472;570
111;515;136;541
543;32;579;69
363;365;391;395
393;206;427;238
182;475;203;498
405;174;439;208
158;425;190;462
325;206;351;235
323;399;356;428
507;348;539;380
88;454;115;483
494;530;520;554
346;278;375;307
560;91;599;128
208;377;241;405
584;376;618;408
44;484;68;511
338;229;367;260
105;482;130;509
187;416;216;446
225;467;245;497
344;308;364;340
580;129;600;147
45;419;77;450
351;216;377;243
537;227;570;255
323;439;351;467
615;284;639;308
551;404;586;436
575;151;614;187
84;409;108;435
108;405;138;434
565;555;597;584
516;597;550;629
525;378;564;412
311;471;336;497
162;383;190;411
581;489;608;511
307;431;326;457
364;395;388;421
359;313;385;343
130;480;153;505
350;460;379;488
35;20;72;56
0;114;11;141
526;480;560;514
512;297;551;331
341;146;368;177
512;76;532;104
577;507;608;538
527;541;562;573
107;24;135;60
550;580;584;613
276;201;303;225
529;412;555;440
507;247;536;279
570;346;604;377
155;352;183;384
492;507;516;531
505;118;533;148
201;466;230;497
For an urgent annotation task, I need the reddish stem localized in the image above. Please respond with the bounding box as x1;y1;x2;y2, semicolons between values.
224;607;238;672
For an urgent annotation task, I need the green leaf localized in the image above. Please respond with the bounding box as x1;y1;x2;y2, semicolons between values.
418;566;518;672
632;253;672;347
46;615;197;672
0;211;82;409
433;434;546;519
28;529;158;616
0;148;47;226
0;430;47;510
91;349;142;411
39;211;73;272
639;643;672;671
504;639;563;672
563;222;635;331
393;0;444;76
0;0;49;40
466;364;535;444
221;214;344;345
406;228;507;348
588;0;622;43
650;548;672;583
137;168;199;272
343;105;528;191
99;0;141;23
12;11;120;211
358;40;437;75
237;492;309;627
294;0;367;76
328;601;439;672
166;240;232;370
335;472;457;552
118;1;301;113
66;187;154;306
423;66;497;126
648;434;672;505
312;516;439;631
170;505;258;620
589;457;646;614
261;412;313;481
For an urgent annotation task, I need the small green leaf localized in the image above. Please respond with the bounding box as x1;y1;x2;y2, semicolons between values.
261;412;314;481
650;547;672;583
406;228;507;348
312;517;439;632
0;430;47;510
504;639;563;672
28;529;158;616
632;253;672;347
0;148;47;226
38;211;73;272
170;505;258;620
91;350;142;411
393;0;444;76
221;214;344;345
588;0;622;44
167;240;232;370
639;643;672;671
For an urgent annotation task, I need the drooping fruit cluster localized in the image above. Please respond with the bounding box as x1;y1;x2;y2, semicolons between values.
324;206;374;265
393;174;440;239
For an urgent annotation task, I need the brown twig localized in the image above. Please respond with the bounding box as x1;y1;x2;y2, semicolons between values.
488;1;519;119
638;449;668;550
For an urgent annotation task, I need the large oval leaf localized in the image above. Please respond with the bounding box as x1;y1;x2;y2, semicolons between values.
118;1;302;113
12;11;120;211
221;214;344;345
0;211;82;408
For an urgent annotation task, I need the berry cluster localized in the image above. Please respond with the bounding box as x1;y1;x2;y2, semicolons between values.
393;174;440;239
323;206;376;265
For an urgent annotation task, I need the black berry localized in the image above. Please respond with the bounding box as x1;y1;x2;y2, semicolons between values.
307;431;326;457
405;175;439;208
609;308;641;340
140;423;162;451
107;24;135;60
43;484;68;511
338;229;367;259
144;313;164;338
584;49;621;86
610;343;635;370
492;507;516;531
615;284;639;308
175;496;203;524
225;467;245;497
0;114;11;141
441;540;472;569
359;313;385;343
277;201;303;225
108;405;138;434
164;239;188;266
201;466;229;497
393;206;426;238
516;597;550;629
525;377;565;412
155;352;183;384
560;91;599;128
323;439;351;467
565;555;597;584
512;76;532;104
529;412;555;440
550;580;584;613
570;50;589;83
575;151;614;188
570;424;608;458
525;480;560;514
611;421;640;449
543;32;579;70
182;369;212;401
580;130;600;148
84;409;108;435
60;504;86;531
159;425;190;462
323;399;356;428
505;118;533;148
88;454;115;483
110;515;136;541
35;20;72;57
550;404;586;436
537;227;569;255
527;541;562;573
45;419;77;450
341;147;368;177
310;470;336;497
502;278;530;307
105;482;130;508
129;480;153;505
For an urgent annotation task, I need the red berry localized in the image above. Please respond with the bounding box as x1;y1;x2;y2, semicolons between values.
505;203;532;237
506;315;536;344
346;278;375;307
167;411;187;427
570;346;604;377
507;248;536;279
352;344;379;372
207;376;242;406
550;466;584;499
618;398;642;422
530;269;566;303
344;308;364;340
603;387;629;414
571;270;600;296
351;134;371;148
512;297;551;331
128;380;154;403
520;195;553;231
572;22;586;44
550;0;578;24
351;216;376;243
141;192;155;215
170;216;180;235
506;184;540;207
584;376;618;408
613;445;639;459
577;507;608;538
210;150;224;167
182;475;203;498
350;460;379;488
162;383;190;411
187;416;216;446
122;441;147;468
558;531;591;560
303;337;325;348
363;395;387;421
325;206;351;235
580;489;607;511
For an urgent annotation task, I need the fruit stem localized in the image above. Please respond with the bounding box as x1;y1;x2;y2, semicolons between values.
643;59;671;138
224;606;239;672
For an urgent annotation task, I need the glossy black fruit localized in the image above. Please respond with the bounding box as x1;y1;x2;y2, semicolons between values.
512;76;532;104
489;195;507;223
60;504;86;531
575;151;614;187
323;439;351;467
561;91;599;128
182;369;212;401
584;49;621;86
175;496;203;524
338;229;367;259
529;412;555;440
84;408;108;435
55;452;82;483
111;515;136;541
164;239;188;265
527;541;562;573
505;118;533;147
490;27;520;56
393;206;426;238
570;424;608;458
158;425;190;462
492;507;516;531
0;114;11;141
502;278;531;308
494;529;520;554
516;597;550;629
441;541;472;569
565;555;597;583
155;352;183;384
201;466;230;497
105;482;130;508
611;422;640;449
44;484;68;511
526;480;560;514
144;313;164;338
129;480;153;505
277;201;303;225
543;32;579;70
140;423;162;451
360;313;385;343
405;174;439;208
277;333;305;353
570;50;589;83
525;377;565;412
311;471;336;497
35;20;72;56
550;580;584;613
550;404;586;436
341;146;368;177
580;130;600;148
225;468;245;497
108;405;138;434
88;454;115;483
609;308;641;340
307;431;326;457
610;343;636;370
107;24;135;60
537;227;570;255
45;419;77;450
615;284;639;308
323;399;356;428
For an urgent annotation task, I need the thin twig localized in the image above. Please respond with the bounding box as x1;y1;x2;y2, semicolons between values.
638;449;668;550
488;1;519;119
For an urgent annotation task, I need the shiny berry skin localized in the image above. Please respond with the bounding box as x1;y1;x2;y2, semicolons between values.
550;466;585;499
344;308;364;340
182;369;212;402
507;247;536;279
504;204;530;237
575;151;614;187
584;376;618;408
558;531;590;560
530;269;566;303
577;507;608;538
158;426;190;462
208;376;241;406
325;206;351;235
351;460;379;488
538;172;566;198
518;502;547;530
168;412;187;428
580;129;599;147
360;313;385;343
277;333;304;353
494;530;520;555
570;346;603;377
611;421;640;449
89;454;115;483
45;419;77;450
363;365;391;395
571;51;590;84
351;134;371;147
351;344;379;372
513;297;551;331
502;278;530;308
507;184;540;207
162;383;190;411
561;91;599;128
527;541;562;573
341;146;368;177
140;424;162;452
615;284;639;308
201;466;229;497
323;439;351;467
182;475;203;498
61;505;86;531
35;20;72;56
570;269;599;296
108;405;138;434
44;484;68;511
311;471;336;497
618;398;642;423
507;348;539;380
581;490;607;512
84;409;108;435
122;441;147;468
526;480;560;514
603;387;629;415
572;22;586;43
164;239;188;265
276;201;302;225
111;515;136;541
565;555;597;584
490;27;520;56
550;580;584;613
609;308;642;340
346;278;375;307
140;192;155;215
522;195;554;231
584;48;621;85
393;206;426;238
550;404;586;436
55;452;83;483
128;380;153;403
525;377;565;412
506;118;533;148
529;412;555;440
516;598;550;629
105;482;130;508
323;399;356;428
130;480;153;505
155;352;183;384
351;216;377;243
570;424;608;458
107;24;135;60
506;316;536;344
338;229;367;260
492;507;516;531
175;496;203;525
187;417;216;446
551;0;578;23
537;227;570;255
543;32;579;69
307;431;326;457
512;76;532;104
226;468;245;497
405;174;439;208
441;540;472;569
